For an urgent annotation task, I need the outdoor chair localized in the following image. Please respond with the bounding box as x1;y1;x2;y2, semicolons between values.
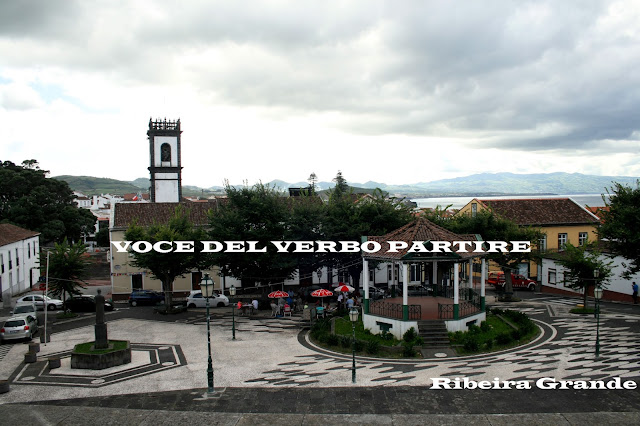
283;305;292;317
316;306;325;318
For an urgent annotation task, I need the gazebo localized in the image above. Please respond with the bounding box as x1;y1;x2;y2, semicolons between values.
361;217;488;338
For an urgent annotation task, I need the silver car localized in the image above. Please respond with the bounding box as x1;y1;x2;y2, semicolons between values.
15;294;63;311
1;315;39;342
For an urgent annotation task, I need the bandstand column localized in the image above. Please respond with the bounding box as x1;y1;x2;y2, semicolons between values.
402;262;409;320
480;258;486;311
432;261;438;295
453;262;460;320
468;259;473;289
363;258;369;314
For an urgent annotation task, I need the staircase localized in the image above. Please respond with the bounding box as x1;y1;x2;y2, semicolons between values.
417;320;450;347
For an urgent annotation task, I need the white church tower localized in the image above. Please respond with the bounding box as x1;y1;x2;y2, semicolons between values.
147;118;183;202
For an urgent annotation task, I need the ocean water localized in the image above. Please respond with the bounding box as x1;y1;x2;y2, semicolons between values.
412;194;609;210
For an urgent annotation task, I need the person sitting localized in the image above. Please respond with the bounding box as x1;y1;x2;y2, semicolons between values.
346;297;355;309
252;299;259;311
237;300;244;316
270;302;278;317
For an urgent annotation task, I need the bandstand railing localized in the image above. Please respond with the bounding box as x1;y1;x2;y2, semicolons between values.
369;300;421;320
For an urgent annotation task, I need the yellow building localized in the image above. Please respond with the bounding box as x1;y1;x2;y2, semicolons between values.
109;201;228;301
457;198;600;279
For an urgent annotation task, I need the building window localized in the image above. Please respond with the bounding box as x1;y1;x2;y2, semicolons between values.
131;274;143;290
369;269;375;283
0;253;3;273
548;269;556;284
387;264;400;283
16;248;19;266
338;270;349;284
8;252;12;270
161;143;172;162
410;264;420;282
28;243;31;259
471;203;477;217
539;234;547;252
579;232;588;246
558;233;568;250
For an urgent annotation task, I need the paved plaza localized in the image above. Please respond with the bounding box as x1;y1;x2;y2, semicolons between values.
0;292;639;424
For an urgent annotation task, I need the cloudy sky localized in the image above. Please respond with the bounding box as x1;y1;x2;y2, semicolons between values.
1;0;640;188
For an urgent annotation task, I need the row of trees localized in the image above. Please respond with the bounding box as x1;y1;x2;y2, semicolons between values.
0;160;96;243
125;174;415;307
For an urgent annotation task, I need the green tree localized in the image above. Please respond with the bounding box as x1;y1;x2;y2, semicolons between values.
207;183;298;288
331;170;349;198
307;172;318;194
323;187;414;288
47;239;89;310
125;206;210;308
447;210;543;300
600;181;640;278
95;228;110;247
0;160;96;243
553;242;613;308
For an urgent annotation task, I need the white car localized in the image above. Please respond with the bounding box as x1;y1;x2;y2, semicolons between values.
187;290;229;308
1;315;39;342
15;294;64;311
11;303;39;324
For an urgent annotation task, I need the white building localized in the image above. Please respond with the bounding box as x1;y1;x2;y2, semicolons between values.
0;224;40;301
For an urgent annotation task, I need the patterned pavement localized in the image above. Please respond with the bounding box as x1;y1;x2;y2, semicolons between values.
0;296;638;405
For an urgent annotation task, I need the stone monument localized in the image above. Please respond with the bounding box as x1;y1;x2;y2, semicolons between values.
71;289;131;370
94;289;108;349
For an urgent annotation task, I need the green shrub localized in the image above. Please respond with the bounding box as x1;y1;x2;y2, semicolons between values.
402;341;417;357
366;340;380;354
463;336;480;352
354;340;365;352
381;331;394;341
340;335;352;348
485;339;494;350
403;327;418;342
511;329;522;340
480;321;491;332
468;324;481;335
317;332;330;344
326;334;340;346
495;332;513;345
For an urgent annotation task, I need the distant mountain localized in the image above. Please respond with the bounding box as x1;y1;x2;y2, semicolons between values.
55;175;141;196
55;172;639;199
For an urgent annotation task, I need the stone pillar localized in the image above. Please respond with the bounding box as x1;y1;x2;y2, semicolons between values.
94;289;108;349
402;262;409;321
468;259;473;289
363;258;369;314
453;263;459;320
432;261;438;295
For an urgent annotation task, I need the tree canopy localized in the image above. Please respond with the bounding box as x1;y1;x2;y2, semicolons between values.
599;181;640;278
125;206;210;308
443;210;544;298
47;239;89;309
0;160;96;243
552;242;612;307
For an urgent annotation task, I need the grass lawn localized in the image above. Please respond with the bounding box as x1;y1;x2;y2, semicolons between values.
74;340;129;354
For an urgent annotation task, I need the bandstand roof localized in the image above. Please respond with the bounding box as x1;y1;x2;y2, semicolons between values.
363;217;484;262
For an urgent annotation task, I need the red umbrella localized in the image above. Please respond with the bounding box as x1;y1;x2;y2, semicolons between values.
268;290;289;299
334;284;355;293
311;288;333;308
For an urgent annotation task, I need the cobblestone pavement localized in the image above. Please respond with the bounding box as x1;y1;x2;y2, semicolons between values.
0;292;639;423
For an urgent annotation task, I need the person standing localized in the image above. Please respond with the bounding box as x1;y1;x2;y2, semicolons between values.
632;282;638;304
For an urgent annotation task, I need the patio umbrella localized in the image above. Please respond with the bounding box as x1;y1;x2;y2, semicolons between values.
311;288;333;308
268;290;289;299
334;284;355;293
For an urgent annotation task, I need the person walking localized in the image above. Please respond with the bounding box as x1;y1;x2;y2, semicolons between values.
632;282;638;304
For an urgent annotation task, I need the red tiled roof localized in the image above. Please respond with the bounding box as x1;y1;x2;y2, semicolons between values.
0;224;40;246
586;206;609;223
365;217;481;261
479;198;599;226
112;201;218;229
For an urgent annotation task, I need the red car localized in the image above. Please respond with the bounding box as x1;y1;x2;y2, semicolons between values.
487;272;537;291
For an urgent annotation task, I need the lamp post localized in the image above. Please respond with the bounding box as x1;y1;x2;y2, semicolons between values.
201;273;215;394
229;285;236;340
593;270;603;359
349;307;359;384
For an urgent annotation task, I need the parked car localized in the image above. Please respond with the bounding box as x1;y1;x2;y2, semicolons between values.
65;295;114;312
11;302;38;318
0;315;38;342
129;290;165;306
488;272;537;291
367;286;385;300
15;294;63;311
187;290;229;308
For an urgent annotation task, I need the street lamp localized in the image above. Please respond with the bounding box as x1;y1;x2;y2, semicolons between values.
201;273;215;395
593;270;603;359
229;285;236;340
349;307;359;384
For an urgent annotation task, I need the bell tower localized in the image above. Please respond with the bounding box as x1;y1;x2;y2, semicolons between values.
147;118;183;202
